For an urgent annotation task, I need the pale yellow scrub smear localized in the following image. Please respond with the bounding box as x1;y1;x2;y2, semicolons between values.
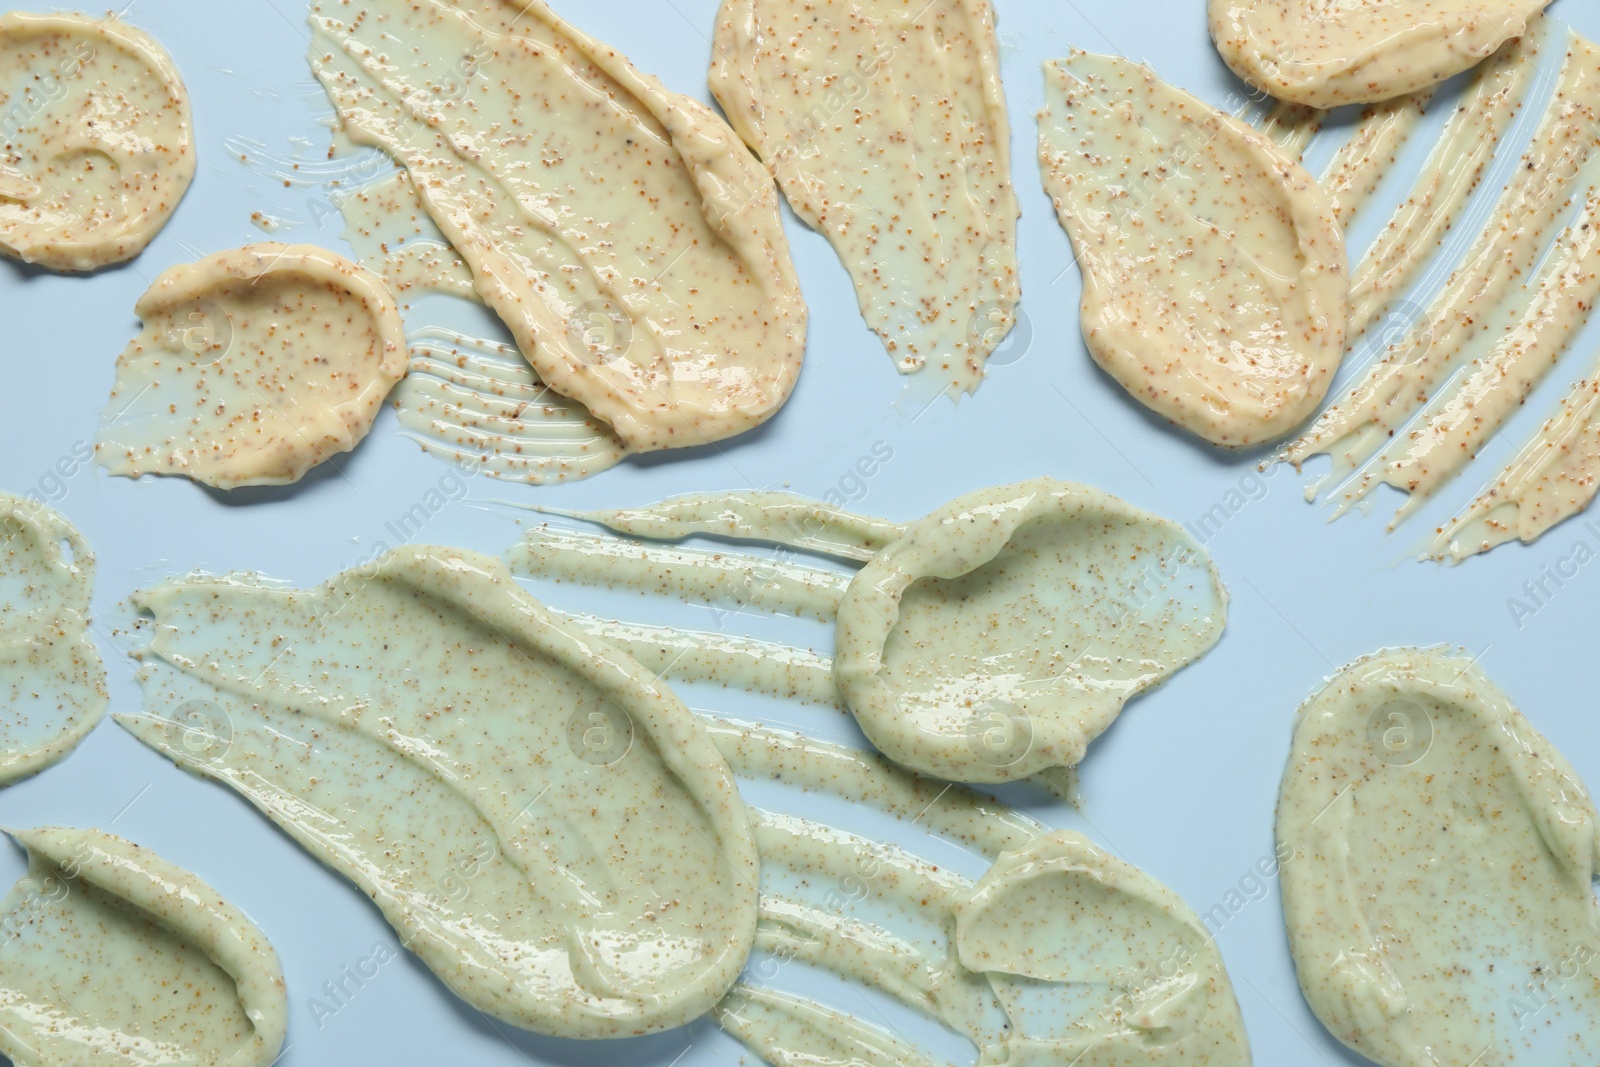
710;0;1020;393
96;243;408;489
0;494;104;785
0;13;193;271
309;0;807;454
1210;0;1551;108
1039;53;1348;449
117;546;759;1039
0;827;288;1067
1279;647;1600;1066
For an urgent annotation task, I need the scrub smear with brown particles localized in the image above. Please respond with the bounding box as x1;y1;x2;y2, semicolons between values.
308;0;807;456
1278;647;1600;1066
1210;0;1552;108
0;493;105;786
96;243;408;490
0;827;288;1067
0;13;194;271
1039;52;1348;449
710;0;1020;394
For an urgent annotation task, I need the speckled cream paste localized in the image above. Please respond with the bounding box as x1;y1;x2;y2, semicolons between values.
1339;27;1540;341
1430;374;1600;561
707;721;1250;1065
1278;648;1600;1065
0;13;193;271
835;478;1226;784
0;827;287;1067
1317;89;1433;229
511;478;1227;786
1039;53;1348;449
709;0;1019;392
1281;35;1600;492
394;328;630;484
116;546;758;1039
96;243;408;489
1210;0;1551;108
309;0;807;453
331;172;478;304
0;495;105;786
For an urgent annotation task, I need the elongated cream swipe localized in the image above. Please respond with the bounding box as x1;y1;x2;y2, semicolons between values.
115;546;759;1039
506;524;851;621
1039;52;1348;448
0;13;194;271
1278;647;1600;1066
1281;35;1600;486
1261;99;1323;159
331;172;479;303
710;0;1019;393
542;490;904;562
310;0;807;453
550;610;842;707
1345;27;1543;341
1210;0;1551;108
1429;375;1600;560
0;827;288;1067
0;495;105;786
96;243;409;489
1338;189;1600;524
1319;90;1433;229
394;329;629;484
713;985;942;1067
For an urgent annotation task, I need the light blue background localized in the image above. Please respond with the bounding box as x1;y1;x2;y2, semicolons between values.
2;0;1597;1063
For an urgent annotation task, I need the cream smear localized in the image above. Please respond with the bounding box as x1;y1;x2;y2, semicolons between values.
707;722;1250;1064
509;478;1226;785
0;494;104;786
331;172;478;304
309;0;807;453
1280;33;1600;492
96;243;408;489
0;827;287;1067
1039;53;1348;449
394;328;630;484
0;13;193;271
709;0;1019;393
117;546;758;1039
1209;0;1551;108
1279;647;1600;1066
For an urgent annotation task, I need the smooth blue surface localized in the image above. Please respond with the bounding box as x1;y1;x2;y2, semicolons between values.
1;0;1596;1064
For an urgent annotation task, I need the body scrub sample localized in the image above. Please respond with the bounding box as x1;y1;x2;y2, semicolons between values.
0;827;287;1067
710;0;1019;393
0;13;193;271
1210;0;1552;108
118;546;759;1039
1278;647;1600;1065
0;495;105;786
1039;53;1348;449
309;0;807;454
96;243;407;489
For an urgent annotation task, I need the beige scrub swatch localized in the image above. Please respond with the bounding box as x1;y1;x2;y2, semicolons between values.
1279;647;1600;1066
710;0;1020;394
0;494;105;786
0;827;288;1067
1210;0;1552;109
1039;52;1348;449
309;0;807;455
117;545;759;1039
0;13;194;271
96;243;408;489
